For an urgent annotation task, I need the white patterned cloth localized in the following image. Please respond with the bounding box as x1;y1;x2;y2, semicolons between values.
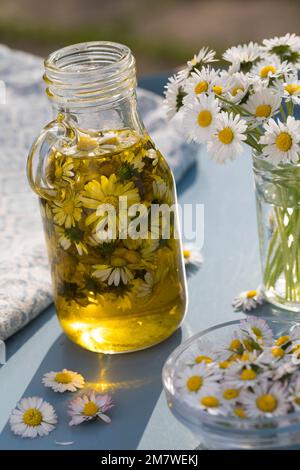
0;44;196;340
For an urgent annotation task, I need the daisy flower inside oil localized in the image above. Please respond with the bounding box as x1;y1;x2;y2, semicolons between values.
9;397;57;438
172;316;300;421
42;368;85;393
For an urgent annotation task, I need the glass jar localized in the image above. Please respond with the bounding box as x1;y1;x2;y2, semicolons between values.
27;42;187;353
253;153;300;312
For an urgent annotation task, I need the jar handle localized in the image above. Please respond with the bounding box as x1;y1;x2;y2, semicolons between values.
27;117;74;200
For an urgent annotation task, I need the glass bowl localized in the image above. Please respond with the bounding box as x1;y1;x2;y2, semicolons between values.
162;318;300;449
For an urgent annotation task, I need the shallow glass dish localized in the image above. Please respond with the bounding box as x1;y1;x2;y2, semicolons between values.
162;318;300;450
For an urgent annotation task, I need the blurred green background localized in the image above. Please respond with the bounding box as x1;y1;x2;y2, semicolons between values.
1;0;300;75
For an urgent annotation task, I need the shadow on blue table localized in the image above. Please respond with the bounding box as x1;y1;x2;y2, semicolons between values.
0;327;182;450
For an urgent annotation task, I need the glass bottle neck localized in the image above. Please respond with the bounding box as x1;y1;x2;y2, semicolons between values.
51;89;144;134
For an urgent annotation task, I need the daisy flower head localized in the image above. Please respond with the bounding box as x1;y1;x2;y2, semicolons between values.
183;338;216;366
262;34;300;68
244;89;281;123
223;42;261;74
52;191;82;228
224;362;271;389
146;148;159;166
164;74;186;119
241;381;290;418
174;362;221;401
56;226;88;256
260;116;300;165
42;369;85;393
223;72;251;104
289;375;300;410
272;361;298;381
281;77;300;105
207;111;247;164
232;287;264;313
240;315;273;347
197;389;226;416
9;397;57;438
252;55;293;83
183;66;219;102
183;244;203;268
187;47;217;72
183;94;220;144
68;390;114;426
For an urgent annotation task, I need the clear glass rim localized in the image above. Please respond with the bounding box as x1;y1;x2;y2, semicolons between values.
43;41;136;107
162;318;300;432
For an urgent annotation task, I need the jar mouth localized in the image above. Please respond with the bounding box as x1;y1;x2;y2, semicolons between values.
44;41;136;107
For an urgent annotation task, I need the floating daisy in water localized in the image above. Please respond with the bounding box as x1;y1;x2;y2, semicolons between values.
241;381;290;418
232;288;265;312
9;397;57;438
197;389;226;416
224;363;269;389
240;316;273;347
183;94;220;144
42;369;85;393
260;115;300;165
68;390;114;426
183;338;216;366
207;111;247;164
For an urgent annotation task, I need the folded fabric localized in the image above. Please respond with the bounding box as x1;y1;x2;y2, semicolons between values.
0;44;197;341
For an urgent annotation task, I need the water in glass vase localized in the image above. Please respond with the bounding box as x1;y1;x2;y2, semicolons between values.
40;128;186;353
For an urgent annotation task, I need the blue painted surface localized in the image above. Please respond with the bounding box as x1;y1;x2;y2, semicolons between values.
0;75;288;450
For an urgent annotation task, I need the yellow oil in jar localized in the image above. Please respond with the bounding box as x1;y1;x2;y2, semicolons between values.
40;129;186;353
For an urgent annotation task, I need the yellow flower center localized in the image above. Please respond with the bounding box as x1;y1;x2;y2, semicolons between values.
231;86;244;97
276;335;290;347
55;371;73;384
295;397;300;406
256;394;277;412
260;65;277;78
23;408;43;427
183;249;190;259
212;85;223;95
251;327;262;338
195;355;213;364
218;127;234;144
246;290;257;298
243;338;255;352
240;352;250;361
234;407;246;419
195;81;208;94
255;104;272;118
223;388;239;400
64;200;76;215
197;110;212;127
186;375;203;392
219;360;231;369
285;83;300;95
201;396;220;408
272;347;284;358
229;338;242;352
83;401;99;417
275;132;292;152
240;369;257;381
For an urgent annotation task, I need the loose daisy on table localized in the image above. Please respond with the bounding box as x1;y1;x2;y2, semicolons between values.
260;115;300;165
183;94;220;144
207;112;247;163
241;381;290;418
183;244;203;268
9;397;57;438
68;390;114;426
42;368;85;393
232;287;265;312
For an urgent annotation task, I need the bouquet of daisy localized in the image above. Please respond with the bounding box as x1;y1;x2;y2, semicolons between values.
164;33;300;307
174;316;300;420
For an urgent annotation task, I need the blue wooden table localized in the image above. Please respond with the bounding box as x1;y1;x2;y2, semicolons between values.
0;75;282;450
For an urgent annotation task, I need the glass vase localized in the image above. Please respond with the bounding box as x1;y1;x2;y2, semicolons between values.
253;153;300;312
27;42;187;353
